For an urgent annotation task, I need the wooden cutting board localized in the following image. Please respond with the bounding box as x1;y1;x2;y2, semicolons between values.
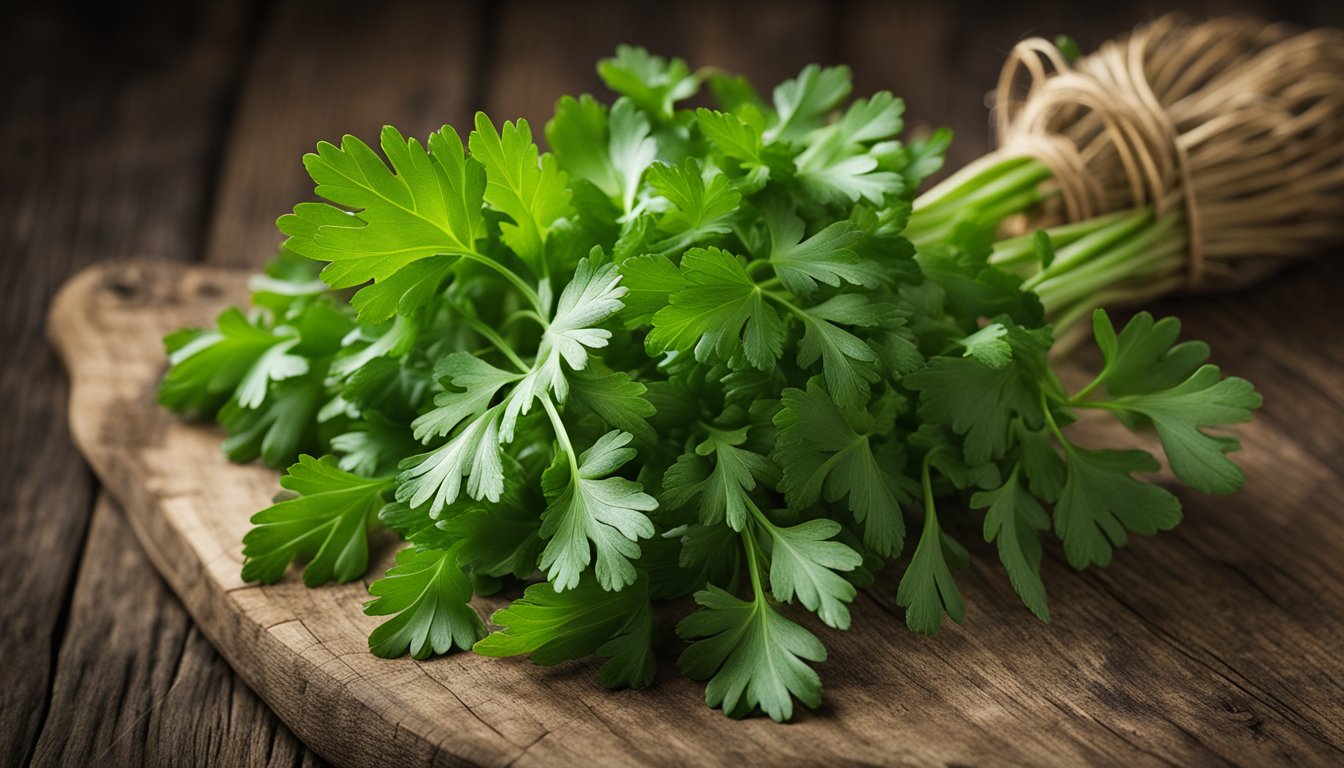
48;260;1344;767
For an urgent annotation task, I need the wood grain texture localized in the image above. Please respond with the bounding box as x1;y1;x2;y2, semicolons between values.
203;0;487;269
0;3;315;765
29;496;326;768
47;257;1344;767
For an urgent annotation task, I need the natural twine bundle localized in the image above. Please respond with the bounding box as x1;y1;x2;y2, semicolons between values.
991;14;1344;302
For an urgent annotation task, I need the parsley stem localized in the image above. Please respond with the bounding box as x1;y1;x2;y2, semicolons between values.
744;495;776;532
504;309;550;330
911;152;1036;213
988;209;1137;271
920;449;940;525
1040;393;1073;452
460;315;530;373
741;524;769;603
763;288;807;320
540;395;581;476
462;252;545;314
1070;373;1106;405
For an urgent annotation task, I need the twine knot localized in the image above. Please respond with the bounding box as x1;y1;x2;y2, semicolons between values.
992;15;1344;291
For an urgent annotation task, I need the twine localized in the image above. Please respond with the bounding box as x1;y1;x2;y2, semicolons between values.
992;15;1344;294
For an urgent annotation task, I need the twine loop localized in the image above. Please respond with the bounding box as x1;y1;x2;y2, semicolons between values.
992;15;1344;292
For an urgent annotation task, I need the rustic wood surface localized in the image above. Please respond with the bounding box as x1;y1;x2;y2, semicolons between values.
7;0;1344;765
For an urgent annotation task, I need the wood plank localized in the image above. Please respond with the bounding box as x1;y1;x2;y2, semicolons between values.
0;3;254;764
483;0;834;133
47;253;1344;766
203;0;487;269
30;496;325;768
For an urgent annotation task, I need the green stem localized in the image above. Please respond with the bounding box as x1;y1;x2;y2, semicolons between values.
462;251;545;316
1070;369;1108;405
988;209;1139;271
1023;208;1157;290
1040;392;1072;451
1034;226;1184;311
742;523;769;602
460;315;530;372
540;395;580;476
912;152;1036;213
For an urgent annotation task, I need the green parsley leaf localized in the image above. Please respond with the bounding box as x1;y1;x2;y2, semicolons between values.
365;546;486;659
469;113;572;276
278;125;486;321
759;517;863;629
159;308;296;413
767;64;852;143
539;430;658;591
761;200;875;295
971;466;1050;621
661;426;775;530
647;247;784;370
1054;448;1182;569
597;45;698;122
646;159;742;248
241;455;392;586
677;584;827;722
795;295;882;409
907;353;1043;465
774;381;909;556
475;574;655;689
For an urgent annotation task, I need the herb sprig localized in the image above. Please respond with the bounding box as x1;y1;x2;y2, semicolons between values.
161;46;1261;721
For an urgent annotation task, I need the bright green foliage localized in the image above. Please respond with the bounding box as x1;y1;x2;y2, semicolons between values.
365;546;486;659
773;380;908;556
647;247;784;369
677;585;826;722
896;455;968;634
539;430;658;591
161;47;1262;722
1053;448;1182;569
241;456;393;586
758;518;862;630
661;426;775;531
474;575;656;689
469;113;571;276
971;467;1050;621
278;126;486;321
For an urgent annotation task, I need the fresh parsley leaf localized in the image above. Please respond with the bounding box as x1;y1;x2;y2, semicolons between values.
279;125;486;321
539;430;658;591
646;159;742;248
647;247;784;370
795;295;882;409
661;427;774;531
1054;448;1182;569
469;113;572;276
241;456;393;586
759;517;863;630
678;584;827;722
159;308;296;413
774;380;909;556
971;466;1050;621
475;574;656;689
598;45;699;122
760;200;875;295
365;546;486;659
767;64;852;143
896;511;967;634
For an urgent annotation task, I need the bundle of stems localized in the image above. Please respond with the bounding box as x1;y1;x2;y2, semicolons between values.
907;15;1344;333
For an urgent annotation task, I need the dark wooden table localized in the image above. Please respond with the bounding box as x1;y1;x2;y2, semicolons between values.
5;1;1343;766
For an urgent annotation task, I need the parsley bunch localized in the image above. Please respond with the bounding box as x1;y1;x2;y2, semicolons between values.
160;47;1261;722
